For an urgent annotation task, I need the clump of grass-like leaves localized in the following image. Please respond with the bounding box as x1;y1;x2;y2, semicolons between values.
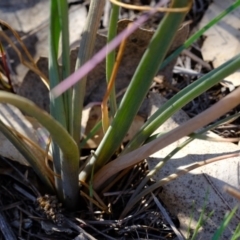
0;2;240;238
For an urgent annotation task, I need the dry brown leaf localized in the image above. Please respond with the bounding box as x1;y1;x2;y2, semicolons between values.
198;0;240;90
0;0;49;33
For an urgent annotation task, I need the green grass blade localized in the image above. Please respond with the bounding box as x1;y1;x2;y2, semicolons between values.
161;0;240;69
125;53;240;153
0;92;79;209
0;119;54;191
187;202;195;239
231;223;240;240
79;120;102;149
71;0;105;148
49;0;67;200
79;0;190;182
57;0;71;130
191;191;214;240
49;0;67;129
58;0;70;80
106;2;119;116
212;207;238;240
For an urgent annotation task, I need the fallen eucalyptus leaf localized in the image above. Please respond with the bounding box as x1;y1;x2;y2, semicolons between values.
198;0;240;89
0;0;49;33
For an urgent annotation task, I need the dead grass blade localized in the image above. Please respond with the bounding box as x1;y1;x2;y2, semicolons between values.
80;181;109;213
121;152;240;218
224;186;240;201
109;0;192;12
93;86;240;190
0;20;49;88
80;190;108;213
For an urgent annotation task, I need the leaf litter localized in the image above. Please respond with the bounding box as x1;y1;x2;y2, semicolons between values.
1;0;240;239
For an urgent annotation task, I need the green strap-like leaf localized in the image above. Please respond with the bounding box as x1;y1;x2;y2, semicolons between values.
71;0;105;148
106;3;119;116
0;91;79;209
79;0;190;182
0;119;54;191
